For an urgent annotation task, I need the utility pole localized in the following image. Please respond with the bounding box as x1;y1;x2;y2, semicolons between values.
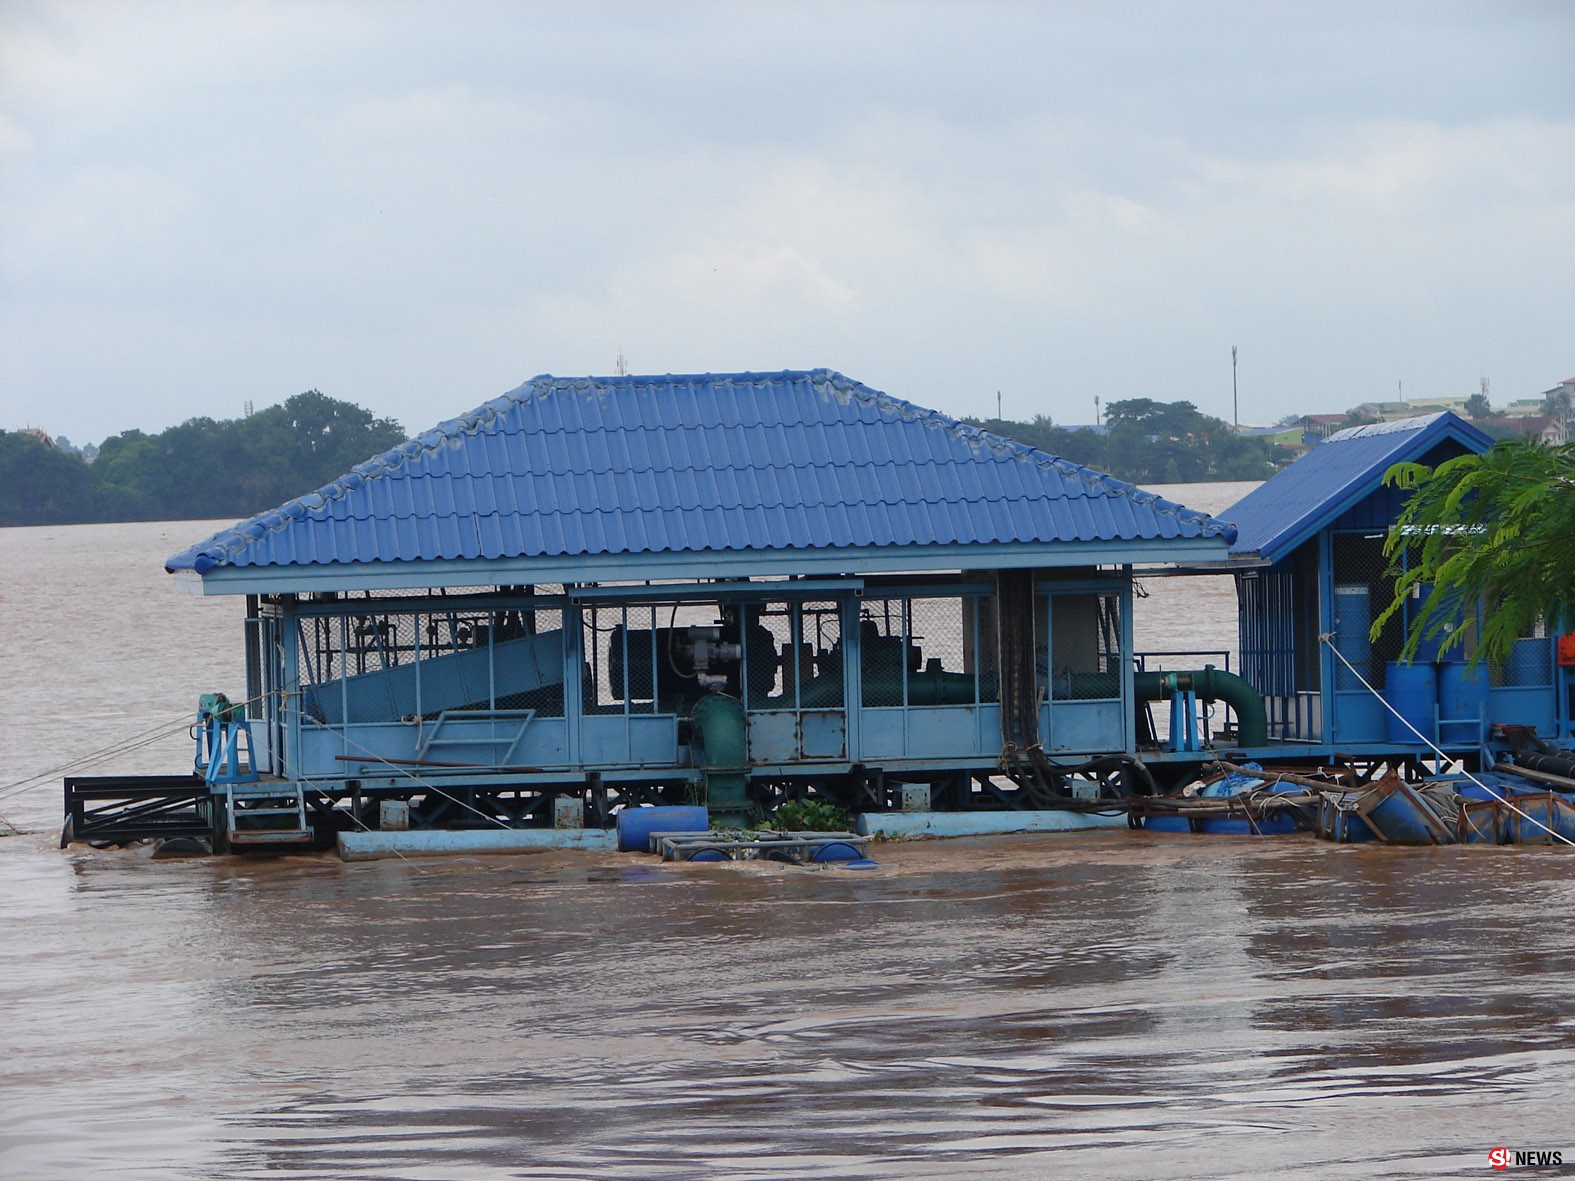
1231;345;1239;428
996;390;1002;421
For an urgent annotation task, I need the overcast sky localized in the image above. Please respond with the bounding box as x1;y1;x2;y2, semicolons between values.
2;1;1571;444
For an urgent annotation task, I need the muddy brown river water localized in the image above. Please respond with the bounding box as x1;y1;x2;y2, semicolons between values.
4;495;1574;1179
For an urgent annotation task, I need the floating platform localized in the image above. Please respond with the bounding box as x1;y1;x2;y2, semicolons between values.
337;827;619;861
653;829;871;864
854;809;1127;839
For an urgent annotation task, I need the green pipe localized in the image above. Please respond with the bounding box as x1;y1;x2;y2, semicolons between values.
1134;665;1268;747
689;692;752;828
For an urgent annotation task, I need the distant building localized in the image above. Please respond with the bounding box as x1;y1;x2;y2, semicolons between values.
1297;414;1348;443
1501;398;1547;419
1348;401;1412;422
1349;396;1471;424
1476;414;1568;446
1234;424;1309;455
1410;394;1472;414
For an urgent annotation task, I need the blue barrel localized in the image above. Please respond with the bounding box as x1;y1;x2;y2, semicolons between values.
1407;583;1445;663
1384;661;1437;744
809;840;864;863
1333;586;1372;690
615;805;710;852
1437;661;1489;744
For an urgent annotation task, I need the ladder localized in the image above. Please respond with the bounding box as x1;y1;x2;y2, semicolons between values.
224;781;313;848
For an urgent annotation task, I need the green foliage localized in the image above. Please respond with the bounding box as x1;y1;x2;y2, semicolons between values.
1;392;407;526
1373;439;1575;667
0;432;98;525
1103;398;1278;482
1464;392;1493;419
770;797;851;832
968;400;1279;484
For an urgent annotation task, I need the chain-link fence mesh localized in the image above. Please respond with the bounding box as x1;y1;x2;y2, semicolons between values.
1039;591;1122;699
800;601;843;707
295;593;572;718
1330;532;1402;691
859;595;993;707
746;604;792;709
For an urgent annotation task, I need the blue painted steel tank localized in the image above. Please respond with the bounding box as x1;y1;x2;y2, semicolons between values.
616;805;710;852
1437;661;1488;744
1383;661;1437;744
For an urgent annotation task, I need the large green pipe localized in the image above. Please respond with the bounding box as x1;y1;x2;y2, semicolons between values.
689;692;752;828
1134;666;1267;747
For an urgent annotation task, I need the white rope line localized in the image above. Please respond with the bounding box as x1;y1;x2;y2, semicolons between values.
1319;637;1574;846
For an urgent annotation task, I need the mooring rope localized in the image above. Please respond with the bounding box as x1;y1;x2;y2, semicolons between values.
1319;636;1574;847
0;687;281;803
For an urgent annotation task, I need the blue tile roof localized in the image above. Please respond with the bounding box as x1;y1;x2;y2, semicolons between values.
167;369;1234;579
1225;412;1494;563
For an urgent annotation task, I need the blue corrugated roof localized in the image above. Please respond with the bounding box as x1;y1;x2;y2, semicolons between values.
168;369;1234;578
1225;412;1494;563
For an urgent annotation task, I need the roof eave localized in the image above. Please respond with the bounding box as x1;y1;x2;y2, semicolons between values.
1234;415;1492;564
176;535;1232;595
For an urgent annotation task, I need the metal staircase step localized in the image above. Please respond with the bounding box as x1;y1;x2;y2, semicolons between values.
228;827;313;845
224;781;311;846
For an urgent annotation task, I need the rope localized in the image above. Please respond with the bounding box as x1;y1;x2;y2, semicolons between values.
1319;637;1574;847
0;686;282;802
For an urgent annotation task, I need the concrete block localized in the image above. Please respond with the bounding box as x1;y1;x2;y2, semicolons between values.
553;796;585;830
338;828;619;861
379;799;410;831
900;784;931;812
855;810;1128;838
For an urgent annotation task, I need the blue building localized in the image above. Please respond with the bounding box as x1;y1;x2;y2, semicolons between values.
147;370;1243;847
1226;412;1566;756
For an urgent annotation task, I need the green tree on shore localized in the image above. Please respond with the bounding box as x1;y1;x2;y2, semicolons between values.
1;391;407;527
0;432;99;525
968;399;1280;484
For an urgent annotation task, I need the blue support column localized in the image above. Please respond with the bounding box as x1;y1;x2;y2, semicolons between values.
1168;689;1200;753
